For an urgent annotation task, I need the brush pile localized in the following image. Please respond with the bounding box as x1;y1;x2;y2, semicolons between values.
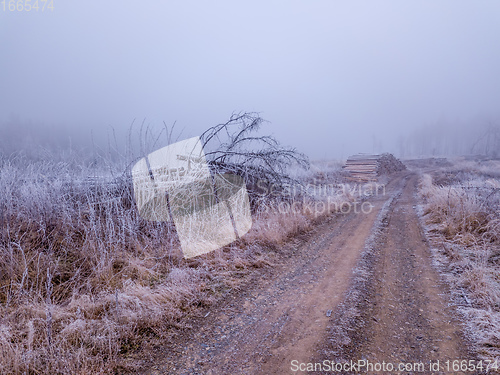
377;153;407;175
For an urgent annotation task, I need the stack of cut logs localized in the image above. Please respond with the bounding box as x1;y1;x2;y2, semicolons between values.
343;154;380;182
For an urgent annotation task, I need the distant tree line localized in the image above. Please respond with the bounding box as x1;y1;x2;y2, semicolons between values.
398;120;500;158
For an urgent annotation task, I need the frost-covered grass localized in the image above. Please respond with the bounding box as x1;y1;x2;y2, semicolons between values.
419;159;500;362
0;151;348;374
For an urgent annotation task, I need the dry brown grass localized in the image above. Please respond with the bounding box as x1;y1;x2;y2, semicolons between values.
0;155;349;374
419;161;500;362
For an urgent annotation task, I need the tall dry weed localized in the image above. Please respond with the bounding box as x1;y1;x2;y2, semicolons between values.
419;164;500;361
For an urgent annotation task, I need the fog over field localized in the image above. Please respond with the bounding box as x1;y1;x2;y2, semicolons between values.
1;1;500;158
3;3;500;373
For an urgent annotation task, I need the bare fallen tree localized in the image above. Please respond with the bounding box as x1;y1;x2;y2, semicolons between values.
200;112;309;198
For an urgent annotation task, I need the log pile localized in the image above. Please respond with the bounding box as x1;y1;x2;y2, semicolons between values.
343;153;406;182
343;154;379;182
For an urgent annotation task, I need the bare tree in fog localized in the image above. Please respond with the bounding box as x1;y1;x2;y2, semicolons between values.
200;112;309;192
470;123;500;157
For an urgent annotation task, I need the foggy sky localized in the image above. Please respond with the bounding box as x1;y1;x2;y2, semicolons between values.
1;1;500;159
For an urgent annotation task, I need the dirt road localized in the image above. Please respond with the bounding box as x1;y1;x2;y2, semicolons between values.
139;172;474;374
348;173;469;367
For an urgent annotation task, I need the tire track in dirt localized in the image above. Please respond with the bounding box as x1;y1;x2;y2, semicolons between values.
318;173;475;374
367;174;467;362
362;173;473;372
138;176;405;374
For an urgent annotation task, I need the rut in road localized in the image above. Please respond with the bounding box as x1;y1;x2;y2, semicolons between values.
140;173;472;374
319;173;473;374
